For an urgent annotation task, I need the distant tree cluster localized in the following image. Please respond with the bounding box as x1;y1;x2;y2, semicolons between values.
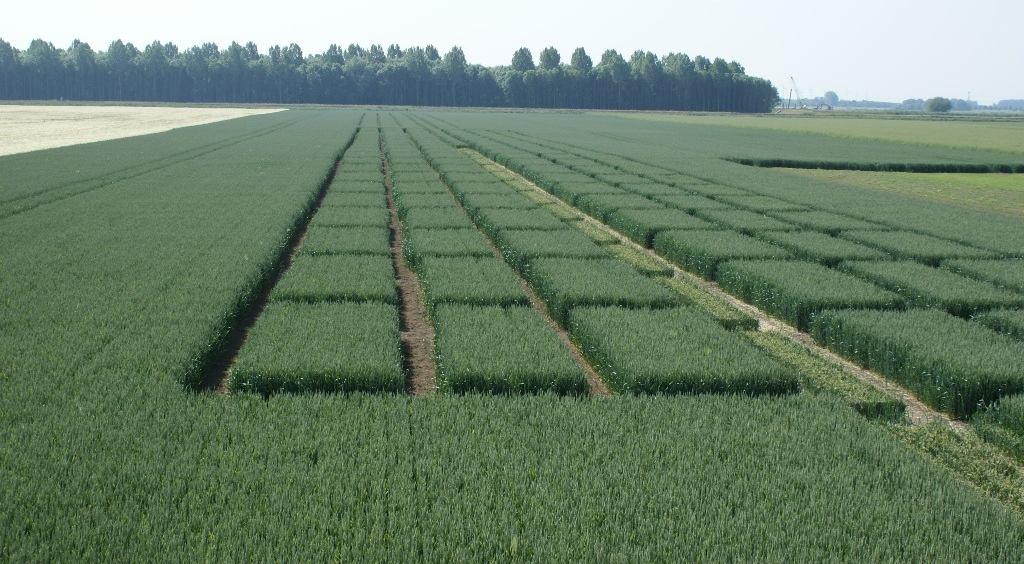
923;97;953;113
994;99;1024;111
0;39;778;112
902;97;975;112
805;91;1015;113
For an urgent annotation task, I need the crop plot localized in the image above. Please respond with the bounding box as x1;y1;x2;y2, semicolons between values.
653;229;792;278
401;207;475;230
458;191;538;211
322;191;387;208
839;230;997;265
271;255;397;304
652;193;733;212
767;210;887;234
570;306;797;395
840;260;1024;317
812;309;1024;417
391;180;450;194
300;225;391;256
575;193;664;221
228;301;404;395
493;228;610;271
525;257;684;324
717;260;904;330
473;206;571;233
972;394;1024;461
417;256;529;307
432;304;588;394
944;259;1024;293
616;182;687;197
403;227;494;265
756;231;889;266
310;206;390;228
393;193;458;218
974;309;1024;341
693;208;799;233
715;194;809;212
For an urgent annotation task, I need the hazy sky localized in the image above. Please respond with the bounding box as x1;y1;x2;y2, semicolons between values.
7;0;1023;103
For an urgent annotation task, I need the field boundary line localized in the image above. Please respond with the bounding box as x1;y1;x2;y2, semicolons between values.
461;147;963;428
195;120;364;392
380;128;439;395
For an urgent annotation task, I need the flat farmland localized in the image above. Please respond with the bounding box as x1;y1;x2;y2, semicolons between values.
3;106;1024;559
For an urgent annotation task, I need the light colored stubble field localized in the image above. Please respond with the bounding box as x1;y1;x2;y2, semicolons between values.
0;104;284;156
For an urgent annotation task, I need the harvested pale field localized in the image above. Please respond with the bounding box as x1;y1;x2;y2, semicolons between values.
0;104;283;156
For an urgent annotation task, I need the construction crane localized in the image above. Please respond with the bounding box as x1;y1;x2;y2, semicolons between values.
783;76;833;111
789;77;804;109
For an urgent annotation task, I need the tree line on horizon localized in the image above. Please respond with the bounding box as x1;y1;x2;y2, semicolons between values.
0;39;778;112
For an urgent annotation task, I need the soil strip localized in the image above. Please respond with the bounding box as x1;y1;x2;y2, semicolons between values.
381;134;439;395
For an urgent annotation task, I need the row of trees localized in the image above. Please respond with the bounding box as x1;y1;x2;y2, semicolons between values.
0;39;778;112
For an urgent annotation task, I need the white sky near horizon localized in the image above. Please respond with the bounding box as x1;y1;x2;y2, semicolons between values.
6;0;1022;104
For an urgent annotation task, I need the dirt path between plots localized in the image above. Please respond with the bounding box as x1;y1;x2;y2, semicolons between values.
466;149;964;428
381;151;438;395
